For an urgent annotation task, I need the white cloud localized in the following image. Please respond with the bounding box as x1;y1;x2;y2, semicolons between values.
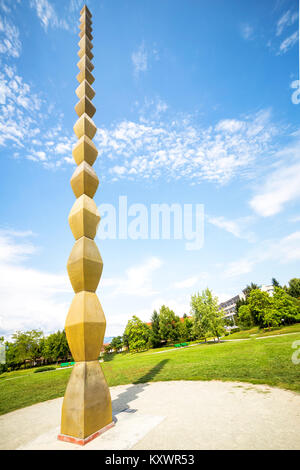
0;0;21;14
215;119;245;133
276;10;298;36
240;24;254;40
95;108;277;185
249;160;300;217
0;16;21;57
30;0;69;31
224;231;300;278
0;64;76;168
174;276;201;289
132;41;148;76
69;0;85;12
102;257;163;298
208;215;256;242
0;230;71;338
278;30;298;54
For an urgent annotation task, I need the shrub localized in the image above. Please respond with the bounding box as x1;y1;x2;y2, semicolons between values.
230;327;240;333
34;366;56;373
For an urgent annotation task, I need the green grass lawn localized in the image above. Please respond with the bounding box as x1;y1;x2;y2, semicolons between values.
1;332;299;416
221;323;300;340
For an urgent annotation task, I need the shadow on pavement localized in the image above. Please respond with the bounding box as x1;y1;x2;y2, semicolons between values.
112;359;169;416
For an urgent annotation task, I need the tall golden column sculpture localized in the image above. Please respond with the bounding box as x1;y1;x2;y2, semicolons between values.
58;5;114;446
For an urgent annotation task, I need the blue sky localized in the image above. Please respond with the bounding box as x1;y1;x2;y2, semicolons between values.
0;0;299;338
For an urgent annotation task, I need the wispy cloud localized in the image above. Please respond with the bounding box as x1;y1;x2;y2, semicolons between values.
95;107;277;185
30;0;69;31
208;215;256;242
0;15;21;57
131;41;148;77
69;0;85;12
0;64;76;168
102;257;163;297
240;23;254;40
276;9;298;36
174;275;207;289
278;30;298;54
249;135;300;217
224;231;300;278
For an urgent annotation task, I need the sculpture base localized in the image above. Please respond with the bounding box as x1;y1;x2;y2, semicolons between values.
57;421;115;446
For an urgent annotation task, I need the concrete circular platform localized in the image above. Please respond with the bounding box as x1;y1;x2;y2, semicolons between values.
1;380;300;450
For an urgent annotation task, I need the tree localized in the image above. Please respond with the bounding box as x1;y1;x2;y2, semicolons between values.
273;287;300;324
235;296;247;315
149;310;161;348
237;304;253;328
158;305;181;343
122;332;129;351
179;317;193;341
42;330;70;363
247;289;276;328
104;344;112;354
11;330;43;366
243;283;259;299
124;316;151;352
190;289;225;342
272;278;281;288
110;336;123;352
287;278;300;299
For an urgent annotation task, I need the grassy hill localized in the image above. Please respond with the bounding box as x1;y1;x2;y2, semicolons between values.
0;328;299;415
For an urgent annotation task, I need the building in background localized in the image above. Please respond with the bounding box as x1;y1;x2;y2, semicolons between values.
219;284;274;327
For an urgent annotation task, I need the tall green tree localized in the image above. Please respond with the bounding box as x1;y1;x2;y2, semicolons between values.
11;330;43;365
190;289;225;342
42;330;70;363
149;310;161;348
124;316;151;352
122;332;129;350
179;317;193;341
235;296;247;315
237;304;253;328
273;287;300;324
243;283;259;299
158;305;181;343
247;289;276;328
110;336;123;352
287;278;300;299
272;278;281;288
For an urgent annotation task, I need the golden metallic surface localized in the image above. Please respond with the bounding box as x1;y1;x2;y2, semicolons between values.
65;292;105;361
76;80;95;101
80;13;92;27
72;135;98;166
78;35;93;52
70;161;99;198
75;96;96;118
73;114;97;140
68;194;100;240
67;236;103;293
77;55;94;73
80;5;92;16
61;361;112;439
61;5;113;441
79;23;93;37
77;68;95;85
79;29;93;41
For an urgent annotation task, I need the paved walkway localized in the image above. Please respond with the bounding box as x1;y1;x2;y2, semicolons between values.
0;380;299;450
